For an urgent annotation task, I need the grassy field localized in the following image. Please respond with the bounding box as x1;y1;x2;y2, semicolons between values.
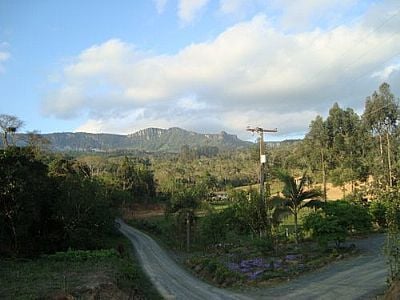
0;233;162;300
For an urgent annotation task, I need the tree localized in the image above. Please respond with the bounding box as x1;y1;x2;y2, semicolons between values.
363;83;399;188
326;104;367;194
165;180;205;250
48;156;115;249
230;189;269;237
53;175;115;249
116;156;156;203
304;116;329;201
0;147;59;256
48;157;91;178
383;189;400;284
0;114;24;147
25;130;51;157
273;170;322;244
78;155;106;177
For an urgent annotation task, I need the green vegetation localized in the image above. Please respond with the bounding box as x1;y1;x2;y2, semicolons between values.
0;235;162;299
123;83;399;288
303;201;372;248
0;146;117;256
0;144;160;298
383;189;400;284
272;170;322;244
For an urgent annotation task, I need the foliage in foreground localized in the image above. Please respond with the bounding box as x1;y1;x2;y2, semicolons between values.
0;147;116;257
383;188;400;285
0;236;162;299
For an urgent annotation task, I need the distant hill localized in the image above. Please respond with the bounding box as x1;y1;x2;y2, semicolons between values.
14;127;253;153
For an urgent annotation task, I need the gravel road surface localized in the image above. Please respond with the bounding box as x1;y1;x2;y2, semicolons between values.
118;219;250;300
119;219;387;300
245;234;387;299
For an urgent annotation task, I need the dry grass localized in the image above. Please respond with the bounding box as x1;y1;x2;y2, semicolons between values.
123;203;165;220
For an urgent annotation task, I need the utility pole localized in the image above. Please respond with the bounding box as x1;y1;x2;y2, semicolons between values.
246;127;277;201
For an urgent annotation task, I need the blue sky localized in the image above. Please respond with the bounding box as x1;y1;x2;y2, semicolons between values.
0;0;399;141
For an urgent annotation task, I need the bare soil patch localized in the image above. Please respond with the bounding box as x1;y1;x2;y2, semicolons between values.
122;203;165;219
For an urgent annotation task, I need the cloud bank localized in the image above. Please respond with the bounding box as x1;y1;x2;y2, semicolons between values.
43;3;400;139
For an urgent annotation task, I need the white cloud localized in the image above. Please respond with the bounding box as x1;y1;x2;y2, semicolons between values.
219;0;248;15
178;0;210;24
372;63;400;80
177;95;208;110
0;42;10;73
269;0;359;30
154;0;168;14
75;109;147;133
45;7;400;139
0;52;9;61
43;86;86;118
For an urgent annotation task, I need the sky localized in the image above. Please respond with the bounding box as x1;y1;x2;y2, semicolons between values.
0;0;399;141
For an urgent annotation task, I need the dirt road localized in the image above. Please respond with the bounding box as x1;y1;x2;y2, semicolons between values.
119;219;387;299
245;234;387;299
118;219;250;300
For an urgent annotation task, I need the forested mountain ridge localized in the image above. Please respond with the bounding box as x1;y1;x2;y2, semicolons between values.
11;127;253;152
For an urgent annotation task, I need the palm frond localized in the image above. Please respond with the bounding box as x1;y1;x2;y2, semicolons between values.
302;199;323;209
268;195;286;207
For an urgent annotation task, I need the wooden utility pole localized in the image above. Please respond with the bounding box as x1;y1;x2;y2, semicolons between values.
246;127;277;201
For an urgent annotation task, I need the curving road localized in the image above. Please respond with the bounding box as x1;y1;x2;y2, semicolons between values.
118;219;250;300
245;234;387;299
118;219;387;300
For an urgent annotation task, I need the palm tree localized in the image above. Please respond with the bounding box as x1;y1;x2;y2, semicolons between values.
274;170;322;244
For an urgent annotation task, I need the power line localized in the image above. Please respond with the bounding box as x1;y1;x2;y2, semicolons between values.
304;8;400;86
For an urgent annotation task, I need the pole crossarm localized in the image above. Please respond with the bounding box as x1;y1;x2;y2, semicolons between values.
246;126;277;134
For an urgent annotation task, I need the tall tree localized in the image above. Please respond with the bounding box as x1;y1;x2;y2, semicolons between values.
0;147;57;256
0;114;24;147
304;115;329;201
363;83;399;188
165;180;205;250
326;104;367;194
25;130;51;157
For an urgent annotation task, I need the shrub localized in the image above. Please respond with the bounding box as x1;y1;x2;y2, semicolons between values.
46;249;119;261
303;200;372;248
369;201;387;227
252;237;274;256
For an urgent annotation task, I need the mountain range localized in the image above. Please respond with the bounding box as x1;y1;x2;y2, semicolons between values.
21;127;253;153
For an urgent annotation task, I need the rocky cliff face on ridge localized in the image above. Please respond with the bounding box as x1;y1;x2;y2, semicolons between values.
12;127;252;152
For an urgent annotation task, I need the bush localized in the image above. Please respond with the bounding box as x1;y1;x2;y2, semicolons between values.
187;256;243;286
199;209;236;246
303;212;347;248
323;200;372;233
369;201;387;227
46;249;119;261
252;237;274;256
303;200;372;248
